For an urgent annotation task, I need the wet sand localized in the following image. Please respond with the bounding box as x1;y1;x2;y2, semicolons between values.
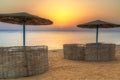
1;46;120;80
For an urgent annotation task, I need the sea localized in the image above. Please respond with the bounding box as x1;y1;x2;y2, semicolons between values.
0;30;120;50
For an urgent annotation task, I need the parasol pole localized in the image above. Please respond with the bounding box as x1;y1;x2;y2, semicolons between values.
96;25;99;46
23;17;26;47
23;17;29;76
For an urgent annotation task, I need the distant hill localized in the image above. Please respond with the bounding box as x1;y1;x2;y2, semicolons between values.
0;22;120;32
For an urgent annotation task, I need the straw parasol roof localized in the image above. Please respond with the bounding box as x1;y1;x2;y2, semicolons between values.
77;20;120;45
0;12;53;76
0;12;53;47
77;20;120;28
0;12;53;25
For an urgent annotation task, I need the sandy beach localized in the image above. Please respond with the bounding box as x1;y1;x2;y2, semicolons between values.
0;46;120;80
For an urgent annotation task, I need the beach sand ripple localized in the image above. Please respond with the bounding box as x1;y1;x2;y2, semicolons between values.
1;47;120;80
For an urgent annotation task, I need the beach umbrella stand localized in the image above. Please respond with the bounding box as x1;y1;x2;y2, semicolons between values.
77;20;120;45
77;20;120;61
0;12;53;77
0;12;53;47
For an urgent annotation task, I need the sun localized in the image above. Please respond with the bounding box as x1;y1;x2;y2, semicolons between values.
33;0;87;27
50;8;75;27
34;2;78;27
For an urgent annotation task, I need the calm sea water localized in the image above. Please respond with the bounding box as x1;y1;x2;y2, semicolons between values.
0;30;120;50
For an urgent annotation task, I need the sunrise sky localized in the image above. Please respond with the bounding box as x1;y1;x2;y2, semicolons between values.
0;0;120;30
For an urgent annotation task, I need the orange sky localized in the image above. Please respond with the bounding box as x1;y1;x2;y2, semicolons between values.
0;0;120;27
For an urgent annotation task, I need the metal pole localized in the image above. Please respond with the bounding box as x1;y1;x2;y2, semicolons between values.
96;26;99;46
22;17;29;76
23;17;26;47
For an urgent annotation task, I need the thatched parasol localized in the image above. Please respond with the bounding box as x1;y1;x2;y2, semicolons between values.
0;12;53;76
0;12;53;47
77;20;120;45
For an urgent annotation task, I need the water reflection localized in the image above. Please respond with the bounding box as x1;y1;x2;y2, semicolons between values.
0;31;120;49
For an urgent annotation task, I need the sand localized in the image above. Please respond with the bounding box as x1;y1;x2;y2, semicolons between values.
1;46;120;80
